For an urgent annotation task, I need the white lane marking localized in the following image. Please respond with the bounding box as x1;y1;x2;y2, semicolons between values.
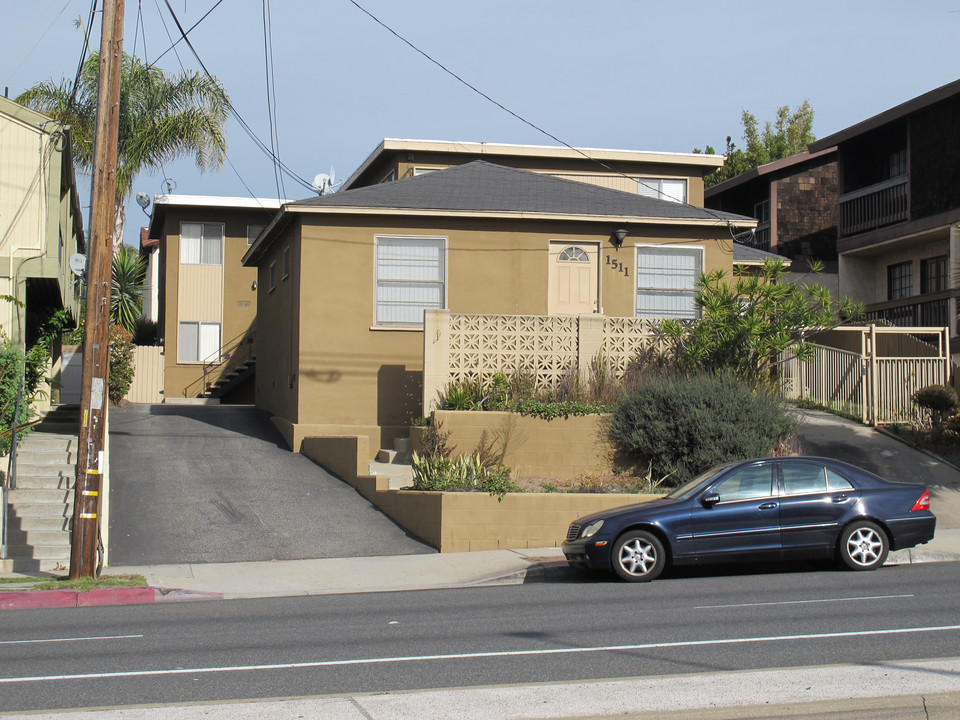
0;634;143;646
1;624;958;684
694;594;914;609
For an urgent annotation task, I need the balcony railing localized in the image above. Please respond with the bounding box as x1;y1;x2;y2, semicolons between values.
861;295;951;331
733;223;770;252
839;176;908;237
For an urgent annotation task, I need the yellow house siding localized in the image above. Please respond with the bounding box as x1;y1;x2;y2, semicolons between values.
177;264;223;322
0;114;46;257
255;213;734;451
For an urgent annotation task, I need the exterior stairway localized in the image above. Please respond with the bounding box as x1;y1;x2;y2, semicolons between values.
370;436;414;490
1;406;79;573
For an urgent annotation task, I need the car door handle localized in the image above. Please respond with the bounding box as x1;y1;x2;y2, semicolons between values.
832;495;850;503
758;502;778;510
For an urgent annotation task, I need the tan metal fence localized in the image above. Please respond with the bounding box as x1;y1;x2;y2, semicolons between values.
779;325;951;425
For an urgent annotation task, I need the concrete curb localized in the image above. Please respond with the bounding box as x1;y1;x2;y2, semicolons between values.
0;586;222;611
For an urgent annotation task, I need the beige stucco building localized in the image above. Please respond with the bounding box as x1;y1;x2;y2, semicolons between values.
0;96;84;351
146;195;284;401
243;144;753;455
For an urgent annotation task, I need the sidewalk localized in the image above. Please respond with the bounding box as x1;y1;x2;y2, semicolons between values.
2;531;959;609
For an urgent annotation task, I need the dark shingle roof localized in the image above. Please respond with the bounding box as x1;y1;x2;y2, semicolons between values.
291;160;750;223
732;242;791;266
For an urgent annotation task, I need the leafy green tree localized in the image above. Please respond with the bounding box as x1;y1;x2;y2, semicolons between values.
696;101;816;187
110;246;146;333
656;259;863;386
16;52;229;250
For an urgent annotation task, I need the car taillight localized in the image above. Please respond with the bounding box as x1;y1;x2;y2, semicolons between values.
911;489;930;512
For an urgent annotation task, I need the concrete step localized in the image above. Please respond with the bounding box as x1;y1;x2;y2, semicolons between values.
8;515;71;532
5;528;70;546
10;474;73;490
15;450;78;465
376;448;399;463
0;557;69;573
5;544;70;561
17;458;77;478
20;432;77;453
7;501;73;519
9;488;72;504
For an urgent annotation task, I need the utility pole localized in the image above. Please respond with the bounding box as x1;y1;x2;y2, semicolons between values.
70;0;125;579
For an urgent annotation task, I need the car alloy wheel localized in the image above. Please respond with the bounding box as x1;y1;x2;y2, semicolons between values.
839;521;889;570
612;530;665;582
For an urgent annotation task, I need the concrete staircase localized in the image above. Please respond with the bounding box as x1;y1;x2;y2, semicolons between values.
370;436;413;489
1;407;79;573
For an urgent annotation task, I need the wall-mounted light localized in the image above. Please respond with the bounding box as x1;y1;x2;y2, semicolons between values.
611;228;628;248
251;281;258;291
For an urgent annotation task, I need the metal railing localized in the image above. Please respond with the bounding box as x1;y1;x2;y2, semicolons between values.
861;296;950;330
734;224;771;252
1;376;24;559
778;325;950;425
181;325;256;398
839;175;908;237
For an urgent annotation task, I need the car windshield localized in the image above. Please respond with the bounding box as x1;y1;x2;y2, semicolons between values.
663;465;729;501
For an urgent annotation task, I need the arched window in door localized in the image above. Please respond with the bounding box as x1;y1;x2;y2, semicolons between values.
558;246;589;263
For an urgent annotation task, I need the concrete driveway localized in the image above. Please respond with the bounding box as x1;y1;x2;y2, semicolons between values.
795;408;960;528
107;404;434;565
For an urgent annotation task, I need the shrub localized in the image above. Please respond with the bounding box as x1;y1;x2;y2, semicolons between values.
108;325;135;405
609;372;797;485
913;384;958;426
409;451;521;499
0;340;34;456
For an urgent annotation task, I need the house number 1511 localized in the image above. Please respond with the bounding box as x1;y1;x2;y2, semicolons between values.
606;255;629;277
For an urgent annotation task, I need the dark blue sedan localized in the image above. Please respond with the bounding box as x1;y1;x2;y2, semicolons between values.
562;456;936;582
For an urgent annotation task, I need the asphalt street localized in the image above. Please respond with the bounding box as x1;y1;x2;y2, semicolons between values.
108;404;433;564
1;561;958;714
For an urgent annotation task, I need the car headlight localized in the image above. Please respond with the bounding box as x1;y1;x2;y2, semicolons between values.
581;520;604;539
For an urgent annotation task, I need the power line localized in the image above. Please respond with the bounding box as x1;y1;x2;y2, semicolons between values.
346;0;748;246
161;0;316;194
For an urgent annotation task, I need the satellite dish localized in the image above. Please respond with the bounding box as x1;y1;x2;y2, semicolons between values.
69;253;87;277
312;166;338;195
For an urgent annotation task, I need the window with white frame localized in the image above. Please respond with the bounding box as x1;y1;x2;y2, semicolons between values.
178;321;221;363
375;235;446;327
636;177;687;204
180;223;223;265
635;246;702;319
247;225;265;245
282;246;290;280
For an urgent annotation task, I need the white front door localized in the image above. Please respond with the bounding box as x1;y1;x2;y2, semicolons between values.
548;242;599;315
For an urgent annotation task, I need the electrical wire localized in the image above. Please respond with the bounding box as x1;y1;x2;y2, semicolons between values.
262;0;284;199
70;0;99;105
346;0;749;246
160;0;315;193
148;0;225;69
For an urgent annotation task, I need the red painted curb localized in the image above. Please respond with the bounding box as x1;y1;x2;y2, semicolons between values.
77;587;157;607
0;589;78;610
0;587;157;610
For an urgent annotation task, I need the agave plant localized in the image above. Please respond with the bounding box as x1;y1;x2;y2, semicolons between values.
110;246;146;333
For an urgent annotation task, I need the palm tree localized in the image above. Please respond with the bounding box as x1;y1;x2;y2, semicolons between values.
16;52;229;250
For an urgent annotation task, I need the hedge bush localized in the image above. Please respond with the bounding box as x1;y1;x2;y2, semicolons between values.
610;373;797;484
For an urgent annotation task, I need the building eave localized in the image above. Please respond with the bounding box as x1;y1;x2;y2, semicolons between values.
341;138;726;190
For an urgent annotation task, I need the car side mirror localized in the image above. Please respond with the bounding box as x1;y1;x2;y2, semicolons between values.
702;493;720;507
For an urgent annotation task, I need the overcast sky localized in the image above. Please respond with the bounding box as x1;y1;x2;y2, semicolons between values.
3;1;958;246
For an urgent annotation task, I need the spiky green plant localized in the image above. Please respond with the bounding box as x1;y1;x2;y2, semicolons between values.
110;246;146;333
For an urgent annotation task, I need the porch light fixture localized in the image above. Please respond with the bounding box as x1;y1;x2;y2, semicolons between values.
611;229;628;248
